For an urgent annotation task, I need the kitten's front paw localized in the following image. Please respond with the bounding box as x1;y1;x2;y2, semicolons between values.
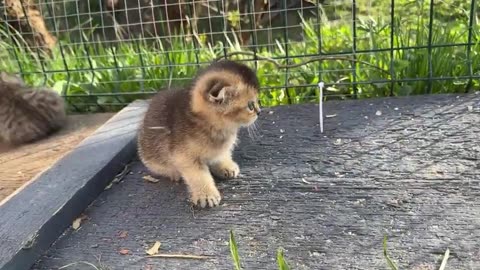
211;160;240;179
169;171;182;182
191;186;222;208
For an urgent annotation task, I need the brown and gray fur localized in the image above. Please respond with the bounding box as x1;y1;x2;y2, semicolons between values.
0;72;66;145
138;60;261;208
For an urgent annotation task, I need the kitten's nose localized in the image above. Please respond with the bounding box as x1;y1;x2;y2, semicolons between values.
256;108;261;116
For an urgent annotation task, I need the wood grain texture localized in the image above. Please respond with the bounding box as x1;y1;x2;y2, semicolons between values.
0;100;148;270
0;113;115;202
33;94;480;270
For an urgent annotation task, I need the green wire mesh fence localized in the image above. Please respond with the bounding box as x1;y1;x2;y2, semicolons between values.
0;0;479;113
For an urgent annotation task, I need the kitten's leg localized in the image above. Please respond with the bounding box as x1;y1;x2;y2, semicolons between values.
176;159;221;208
143;161;181;182
209;149;240;179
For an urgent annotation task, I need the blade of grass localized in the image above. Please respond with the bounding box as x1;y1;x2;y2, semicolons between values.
383;235;399;270
438;248;450;270
229;230;242;270
277;248;291;270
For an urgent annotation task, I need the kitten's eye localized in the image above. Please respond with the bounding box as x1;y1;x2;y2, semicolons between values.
247;101;255;111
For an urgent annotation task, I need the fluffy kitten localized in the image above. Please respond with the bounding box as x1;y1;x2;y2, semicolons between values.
138;60;261;208
0;72;66;145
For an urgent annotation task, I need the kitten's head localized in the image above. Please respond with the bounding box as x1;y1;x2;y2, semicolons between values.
191;60;261;128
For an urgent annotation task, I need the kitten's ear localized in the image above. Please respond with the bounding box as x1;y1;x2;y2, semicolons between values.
207;82;236;104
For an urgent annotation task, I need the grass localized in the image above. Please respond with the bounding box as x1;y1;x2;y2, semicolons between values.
229;232;452;270
383;235;451;270
1;0;479;112
383;235;399;270
229;230;242;270
53;231;452;269
229;230;290;270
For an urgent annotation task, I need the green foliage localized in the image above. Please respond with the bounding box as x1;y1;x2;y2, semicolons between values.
276;248;291;270
229;230;242;270
1;0;479;112
383;236;399;270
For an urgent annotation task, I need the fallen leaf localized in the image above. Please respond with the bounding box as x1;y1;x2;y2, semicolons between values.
146;241;161;255
301;178;312;184
72;218;82;230
112;165;130;184
326;114;337;118
119;249;130;255
118;231;128;239
143;175;160;183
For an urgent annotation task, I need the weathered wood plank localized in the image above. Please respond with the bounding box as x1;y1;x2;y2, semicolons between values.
33;93;480;270
0;100;148;270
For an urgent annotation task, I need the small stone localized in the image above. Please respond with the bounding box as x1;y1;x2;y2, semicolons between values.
280;129;285;133
354;199;366;205
467;105;473;112
375;110;382;116
311;251;321;257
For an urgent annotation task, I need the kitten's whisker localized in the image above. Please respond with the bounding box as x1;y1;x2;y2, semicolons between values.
247;126;252;139
147;126;167;130
147;126;171;134
247;123;260;141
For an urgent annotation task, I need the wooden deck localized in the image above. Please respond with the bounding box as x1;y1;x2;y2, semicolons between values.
32;93;480;270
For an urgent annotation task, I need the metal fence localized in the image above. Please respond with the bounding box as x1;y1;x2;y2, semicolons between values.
1;0;479;112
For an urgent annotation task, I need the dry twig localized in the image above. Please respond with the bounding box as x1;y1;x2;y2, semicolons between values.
146;254;211;260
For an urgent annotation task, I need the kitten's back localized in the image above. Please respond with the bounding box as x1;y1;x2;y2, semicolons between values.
0;73;66;145
138;88;191;160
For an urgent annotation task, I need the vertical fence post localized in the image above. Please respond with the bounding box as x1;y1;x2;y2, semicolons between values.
17;0;48;83
247;0;259;70
466;0;477;93
426;0;435;94
389;0;395;97
2;1;25;78
351;0;358;99
281;0;292;104
315;0;323;103
215;0;228;59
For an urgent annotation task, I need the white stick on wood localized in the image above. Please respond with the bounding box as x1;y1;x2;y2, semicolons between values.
318;82;324;133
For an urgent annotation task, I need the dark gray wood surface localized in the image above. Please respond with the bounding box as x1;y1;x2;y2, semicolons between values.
0;100;148;270
33;94;480;270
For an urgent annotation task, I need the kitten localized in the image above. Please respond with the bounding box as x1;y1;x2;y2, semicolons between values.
138;60;261;208
0;72;66;145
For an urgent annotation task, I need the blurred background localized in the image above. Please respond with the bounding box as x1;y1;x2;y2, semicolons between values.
0;0;478;112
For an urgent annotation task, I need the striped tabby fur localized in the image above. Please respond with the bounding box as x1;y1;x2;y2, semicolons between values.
0;72;66;145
